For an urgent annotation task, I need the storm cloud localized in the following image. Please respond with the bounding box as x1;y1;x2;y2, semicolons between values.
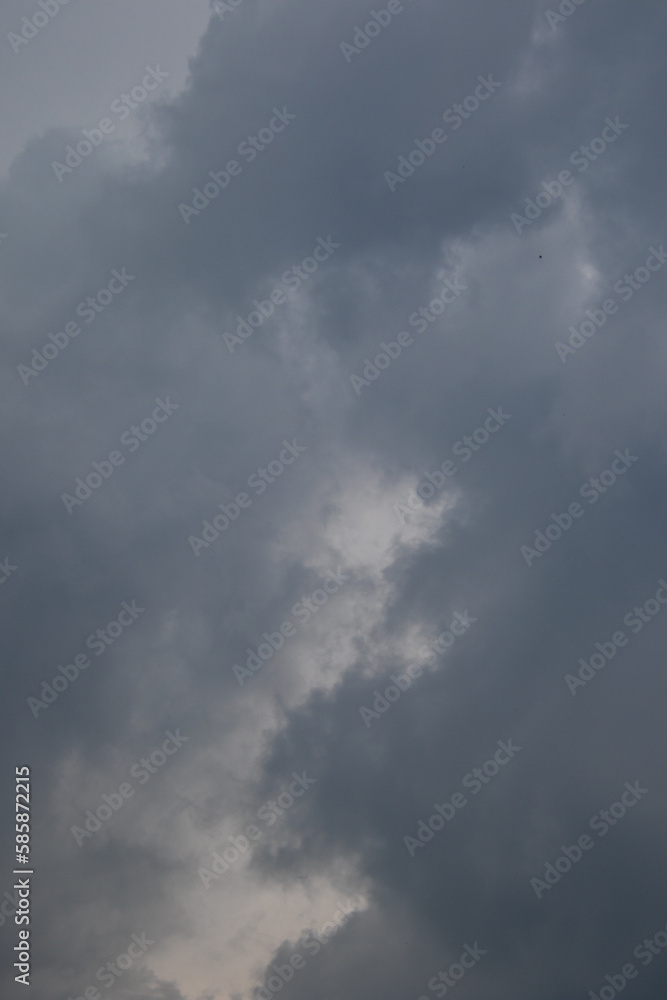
1;1;667;998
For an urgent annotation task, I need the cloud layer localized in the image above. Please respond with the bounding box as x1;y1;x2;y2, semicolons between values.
2;1;667;998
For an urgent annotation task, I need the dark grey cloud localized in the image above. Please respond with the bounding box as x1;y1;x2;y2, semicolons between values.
1;0;667;998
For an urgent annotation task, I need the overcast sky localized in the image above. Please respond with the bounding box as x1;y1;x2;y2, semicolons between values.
2;1;667;999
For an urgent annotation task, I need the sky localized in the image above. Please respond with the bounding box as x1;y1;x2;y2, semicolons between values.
1;1;667;998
